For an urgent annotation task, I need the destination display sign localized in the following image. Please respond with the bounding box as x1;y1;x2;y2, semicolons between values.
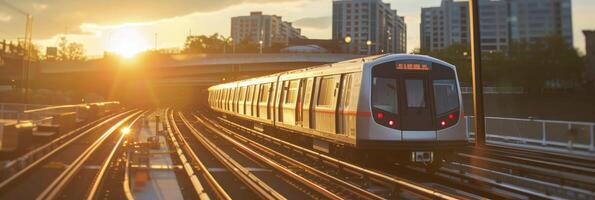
395;63;431;71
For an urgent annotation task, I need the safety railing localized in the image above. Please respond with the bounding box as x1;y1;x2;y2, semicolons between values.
465;116;595;156
461;86;524;94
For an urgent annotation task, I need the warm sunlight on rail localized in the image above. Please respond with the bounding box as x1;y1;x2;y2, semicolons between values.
121;127;131;135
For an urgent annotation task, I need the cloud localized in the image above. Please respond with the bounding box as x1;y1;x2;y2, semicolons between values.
0;0;309;39
0;13;10;22
32;3;48;11
293;16;330;29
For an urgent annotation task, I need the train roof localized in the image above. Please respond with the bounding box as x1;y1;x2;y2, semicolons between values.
208;54;456;91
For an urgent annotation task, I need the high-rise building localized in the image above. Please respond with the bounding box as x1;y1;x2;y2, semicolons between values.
584;30;595;84
231;11;305;48
332;0;407;54
421;0;573;52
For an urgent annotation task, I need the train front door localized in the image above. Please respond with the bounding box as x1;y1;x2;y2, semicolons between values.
399;72;437;140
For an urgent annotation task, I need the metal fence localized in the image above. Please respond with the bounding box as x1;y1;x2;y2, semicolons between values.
461;87;524;94
465;116;595;155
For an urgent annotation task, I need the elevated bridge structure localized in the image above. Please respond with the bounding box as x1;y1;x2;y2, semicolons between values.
0;53;362;105
36;53;361;86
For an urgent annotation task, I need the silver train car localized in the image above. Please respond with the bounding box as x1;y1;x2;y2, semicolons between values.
208;54;469;164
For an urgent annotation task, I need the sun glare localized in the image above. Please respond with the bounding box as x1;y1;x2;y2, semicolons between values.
107;27;150;58
121;127;131;135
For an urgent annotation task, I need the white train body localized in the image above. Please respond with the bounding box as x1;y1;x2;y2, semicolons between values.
208;54;468;159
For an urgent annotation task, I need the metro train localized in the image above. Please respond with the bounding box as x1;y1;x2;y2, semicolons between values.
207;54;469;165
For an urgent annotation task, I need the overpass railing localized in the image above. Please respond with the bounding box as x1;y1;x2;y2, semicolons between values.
465;116;595;157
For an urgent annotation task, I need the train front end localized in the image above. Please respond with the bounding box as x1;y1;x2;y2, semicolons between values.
357;54;468;163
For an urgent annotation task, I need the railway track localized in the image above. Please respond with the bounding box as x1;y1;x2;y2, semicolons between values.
0;109;142;200
440;145;595;199
194;110;465;199
198;108;595;200
172;110;345;199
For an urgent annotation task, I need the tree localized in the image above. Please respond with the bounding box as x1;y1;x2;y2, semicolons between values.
183;33;227;54
506;36;582;92
57;37;86;61
419;43;472;82
419;36;583;93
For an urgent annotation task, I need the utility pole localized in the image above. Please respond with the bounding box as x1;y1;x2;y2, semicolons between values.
24;14;32;104
469;0;486;147
1;0;33;104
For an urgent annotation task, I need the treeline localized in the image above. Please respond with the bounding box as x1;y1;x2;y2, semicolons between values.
182;33;288;54
414;36;584;93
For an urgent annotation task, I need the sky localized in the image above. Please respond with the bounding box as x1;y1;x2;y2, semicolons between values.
0;0;593;57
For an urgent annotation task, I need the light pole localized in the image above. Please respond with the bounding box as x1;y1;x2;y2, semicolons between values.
259;40;263;54
386;29;392;53
469;0;486;147
366;40;372;55
230;37;235;54
344;35;352;54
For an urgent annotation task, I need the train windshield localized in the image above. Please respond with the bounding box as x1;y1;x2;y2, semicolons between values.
372;77;398;114
430;64;460;116
371;61;460;130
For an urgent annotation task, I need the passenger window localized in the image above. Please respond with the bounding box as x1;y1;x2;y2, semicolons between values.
285;80;299;104
317;76;336;107
405;79;426;108
260;83;271;103
239;87;246;102
247;85;253;103
343;74;353;107
253;84;260;103
303;79;313;109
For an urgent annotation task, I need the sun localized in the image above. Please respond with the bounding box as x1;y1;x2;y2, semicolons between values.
107;27;150;58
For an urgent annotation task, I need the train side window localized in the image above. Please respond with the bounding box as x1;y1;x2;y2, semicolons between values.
219;90;223;108
254;84;261;116
342;74;353;107
233;88;239;112
280;81;288;105
246;85;253;112
285;80;299;104
269;82;276;120
260;83;270;103
224;89;229;110
239;86;246;104
317;76;336;107
240;87;247;114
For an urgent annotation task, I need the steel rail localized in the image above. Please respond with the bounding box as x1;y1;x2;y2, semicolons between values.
0;110;134;191
196;113;384;200
36;110;142;200
213;115;463;200
23;101;120;114
86;110;147;200
122;152;134;200
165;108;227;200
472;145;595;171
177;112;287;200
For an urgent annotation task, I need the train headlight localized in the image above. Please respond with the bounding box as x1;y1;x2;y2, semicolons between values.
388;120;396;126
440;120;447;127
